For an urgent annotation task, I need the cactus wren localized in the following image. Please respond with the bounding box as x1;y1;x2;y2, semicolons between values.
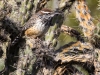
11;8;63;45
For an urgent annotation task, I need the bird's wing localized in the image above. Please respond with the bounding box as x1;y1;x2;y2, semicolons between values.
22;14;37;31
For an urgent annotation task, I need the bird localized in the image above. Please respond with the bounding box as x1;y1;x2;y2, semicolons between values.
11;8;63;46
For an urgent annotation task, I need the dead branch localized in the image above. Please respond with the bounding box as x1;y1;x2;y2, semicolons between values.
35;0;51;13
61;25;84;42
75;0;96;39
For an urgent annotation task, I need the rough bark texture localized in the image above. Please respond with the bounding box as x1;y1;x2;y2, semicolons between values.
0;0;99;75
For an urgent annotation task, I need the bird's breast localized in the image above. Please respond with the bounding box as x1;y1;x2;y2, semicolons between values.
24;19;48;38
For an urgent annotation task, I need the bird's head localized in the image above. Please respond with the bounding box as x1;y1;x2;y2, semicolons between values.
37;8;63;26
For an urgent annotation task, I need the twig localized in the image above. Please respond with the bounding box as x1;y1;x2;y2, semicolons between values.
35;0;51;13
61;25;84;42
58;0;75;12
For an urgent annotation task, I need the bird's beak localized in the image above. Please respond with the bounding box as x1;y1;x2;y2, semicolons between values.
50;12;63;18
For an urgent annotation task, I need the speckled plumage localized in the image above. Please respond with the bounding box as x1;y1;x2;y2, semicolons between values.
11;8;62;45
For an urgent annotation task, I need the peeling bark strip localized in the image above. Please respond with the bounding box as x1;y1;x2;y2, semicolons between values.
75;0;96;39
